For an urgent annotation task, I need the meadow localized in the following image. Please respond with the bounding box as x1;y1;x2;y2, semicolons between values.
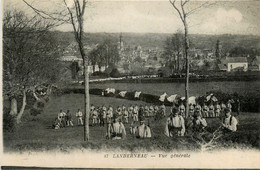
3;93;260;152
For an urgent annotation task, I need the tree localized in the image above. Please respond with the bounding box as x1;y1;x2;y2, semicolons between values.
23;0;90;141
215;40;221;59
3;9;61;123
163;31;184;73
169;0;214;117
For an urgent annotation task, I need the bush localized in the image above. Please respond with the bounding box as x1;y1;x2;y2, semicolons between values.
57;88;259;112
3;110;16;132
110;68;121;78
37;101;45;109
30;108;42;116
92;71;108;77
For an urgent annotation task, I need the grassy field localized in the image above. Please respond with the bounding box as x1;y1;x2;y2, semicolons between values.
89;81;260;96
3;93;260;152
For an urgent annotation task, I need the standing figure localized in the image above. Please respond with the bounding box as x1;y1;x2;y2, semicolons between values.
195;104;202;112
164;107;185;137
189;104;195;118
133;104;139;122
179;103;186;118
202;103;209;118
66;110;73;126
220;101;227;119
149;105;154;117
92;108;98;126
75;109;83;126
122;107;129;123
214;102;221;118
208;102;215;118
128;105;134;119
227;100;232;112
160;103;166;116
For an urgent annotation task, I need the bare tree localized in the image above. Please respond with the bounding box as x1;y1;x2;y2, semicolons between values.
169;0;214;116
23;0;90;141
3;9;60;123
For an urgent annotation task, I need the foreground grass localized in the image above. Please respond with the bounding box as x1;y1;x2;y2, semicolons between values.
3;94;260;152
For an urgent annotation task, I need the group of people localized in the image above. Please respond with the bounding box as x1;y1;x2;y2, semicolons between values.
165;105;238;137
179;100;233;119
89;104;166;126
52;109;83;129
52;100;238;140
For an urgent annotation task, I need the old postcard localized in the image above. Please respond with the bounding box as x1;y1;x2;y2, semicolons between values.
1;0;260;169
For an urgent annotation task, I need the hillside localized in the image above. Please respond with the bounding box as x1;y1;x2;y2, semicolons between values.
52;31;260;52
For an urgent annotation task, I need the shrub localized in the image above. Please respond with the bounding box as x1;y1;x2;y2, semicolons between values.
30;108;42;116
3;109;16;132
110;68;121;78
37;101;45;109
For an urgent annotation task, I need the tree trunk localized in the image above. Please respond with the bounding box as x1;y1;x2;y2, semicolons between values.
83;57;90;141
184;19;189;118
16;89;27;124
9;98;18;116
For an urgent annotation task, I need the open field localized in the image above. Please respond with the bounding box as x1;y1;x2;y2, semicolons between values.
89;81;260;96
3;94;260;152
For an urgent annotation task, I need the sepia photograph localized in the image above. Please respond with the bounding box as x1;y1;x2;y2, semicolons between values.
1;0;260;169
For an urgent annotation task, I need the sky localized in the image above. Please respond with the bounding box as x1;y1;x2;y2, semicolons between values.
3;0;260;35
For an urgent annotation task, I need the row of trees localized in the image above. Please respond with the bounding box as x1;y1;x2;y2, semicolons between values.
89;39;120;72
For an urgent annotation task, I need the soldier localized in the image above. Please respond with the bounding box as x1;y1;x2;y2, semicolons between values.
189;104;195;118
164;107;185;137
136;118;151;138
227;100;232;112
106;106;113;123
122;107;129;123
57;109;64;127
90;104;95;112
220;101;227;119
202;103;209;118
75;109;83;126
192;110;207;132
214;102;221;118
92;108;98;126
130;121;138;135
222;108;238;132
149;105;155;117
154;105;159;115
208;102;215;118
115;106;122;117
144;104;149;117
179;103;186;118
111;117;126;140
128;105;134;119
160;103;166;116
133;104;139;122
122;104;126;111
195;103;202;112
66;110;73;126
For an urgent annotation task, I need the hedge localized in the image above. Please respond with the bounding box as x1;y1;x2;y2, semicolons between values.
55;88;259;113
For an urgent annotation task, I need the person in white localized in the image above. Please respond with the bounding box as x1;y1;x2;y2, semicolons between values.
215;102;221;118
136;118;151;138
111;118;126;140
222;108;238;132
75;109;83;126
133;104;139;122
164;107;185;137
179;103;186;118
122;107;129;123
